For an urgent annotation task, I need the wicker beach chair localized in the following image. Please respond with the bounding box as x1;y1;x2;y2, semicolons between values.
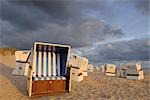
105;64;117;76
69;54;89;82
27;42;71;97
12;50;31;76
125;62;144;80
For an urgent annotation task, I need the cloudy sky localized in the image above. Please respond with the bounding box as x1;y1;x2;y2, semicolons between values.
0;0;149;64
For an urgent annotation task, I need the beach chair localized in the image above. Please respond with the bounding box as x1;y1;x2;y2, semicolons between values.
69;54;89;82
87;64;94;72
12;50;31;76
105;64;116;76
27;42;71;97
101;65;105;74
125;62;144;80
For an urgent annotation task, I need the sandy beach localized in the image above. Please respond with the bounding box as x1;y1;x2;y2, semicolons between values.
0;55;149;100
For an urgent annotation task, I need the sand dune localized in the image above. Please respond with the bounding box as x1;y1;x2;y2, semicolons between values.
0;48;17;56
0;55;149;100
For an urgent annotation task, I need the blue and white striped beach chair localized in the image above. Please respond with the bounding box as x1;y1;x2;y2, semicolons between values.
27;42;71;97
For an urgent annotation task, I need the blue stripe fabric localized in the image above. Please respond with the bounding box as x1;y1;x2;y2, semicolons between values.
38;77;41;80
41;45;44;76
44;77;47;80
60;76;62;80
55;76;57;80
51;47;53;76
33;76;66;81
50;76;52;80
46;45;49;76
59;53;62;75
56;53;58;76
33;43;68;81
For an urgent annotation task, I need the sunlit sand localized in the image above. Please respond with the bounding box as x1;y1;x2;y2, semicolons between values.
0;51;149;99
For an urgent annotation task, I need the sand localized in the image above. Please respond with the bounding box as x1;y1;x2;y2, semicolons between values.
0;55;150;100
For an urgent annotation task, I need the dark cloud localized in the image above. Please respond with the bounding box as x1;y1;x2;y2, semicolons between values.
82;38;149;63
7;0;106;22
133;0;149;15
0;0;123;49
1;1;49;32
0;0;148;63
1;18;123;49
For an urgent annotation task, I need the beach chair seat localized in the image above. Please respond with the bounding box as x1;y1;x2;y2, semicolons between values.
33;76;66;81
126;69;139;80
126;69;139;76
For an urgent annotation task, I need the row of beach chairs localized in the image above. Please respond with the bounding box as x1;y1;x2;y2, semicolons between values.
100;62;144;80
12;41;94;97
12;41;144;97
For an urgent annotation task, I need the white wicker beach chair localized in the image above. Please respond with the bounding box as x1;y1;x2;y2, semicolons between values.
69;54;89;82
125;62;144;80
87;64;94;72
12;50;31;76
105;64;116;77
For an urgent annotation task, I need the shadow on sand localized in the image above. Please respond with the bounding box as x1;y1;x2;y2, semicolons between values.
0;63;28;96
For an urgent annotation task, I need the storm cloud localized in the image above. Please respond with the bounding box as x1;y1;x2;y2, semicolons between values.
81;38;149;63
0;0;149;63
0;0;123;48
133;0;150;15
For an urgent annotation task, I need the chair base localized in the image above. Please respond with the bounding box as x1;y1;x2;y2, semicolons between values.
30;80;67;97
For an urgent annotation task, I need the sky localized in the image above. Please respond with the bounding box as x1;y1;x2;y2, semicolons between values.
0;0;150;65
